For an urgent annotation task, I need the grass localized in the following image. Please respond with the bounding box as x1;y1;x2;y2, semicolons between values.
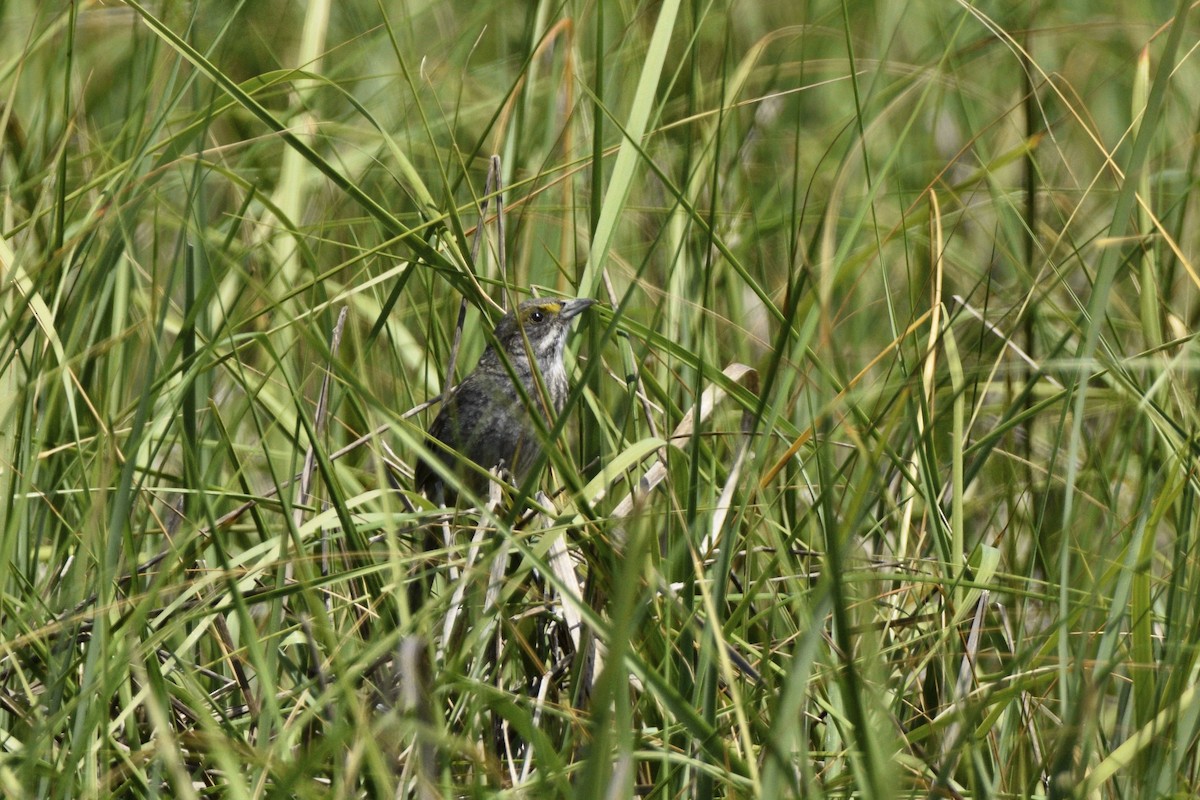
2;0;1200;797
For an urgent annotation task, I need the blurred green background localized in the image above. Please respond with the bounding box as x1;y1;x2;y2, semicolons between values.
1;1;1199;798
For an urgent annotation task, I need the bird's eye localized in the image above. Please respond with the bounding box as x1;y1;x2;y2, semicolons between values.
529;310;545;323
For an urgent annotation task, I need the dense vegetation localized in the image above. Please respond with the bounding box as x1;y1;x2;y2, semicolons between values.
1;1;1199;797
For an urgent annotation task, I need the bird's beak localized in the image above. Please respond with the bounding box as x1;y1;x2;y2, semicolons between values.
560;297;598;321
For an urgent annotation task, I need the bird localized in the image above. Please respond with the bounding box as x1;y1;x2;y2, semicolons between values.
414;296;597;505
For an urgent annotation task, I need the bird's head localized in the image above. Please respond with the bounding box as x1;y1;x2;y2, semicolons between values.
488;297;596;368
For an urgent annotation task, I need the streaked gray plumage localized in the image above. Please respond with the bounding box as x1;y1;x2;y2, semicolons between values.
415;297;595;504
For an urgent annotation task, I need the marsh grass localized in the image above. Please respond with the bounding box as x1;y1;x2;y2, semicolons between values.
2;1;1200;797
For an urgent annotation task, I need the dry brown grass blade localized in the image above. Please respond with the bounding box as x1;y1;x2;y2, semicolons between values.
294;306;348;571
611;362;759;523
